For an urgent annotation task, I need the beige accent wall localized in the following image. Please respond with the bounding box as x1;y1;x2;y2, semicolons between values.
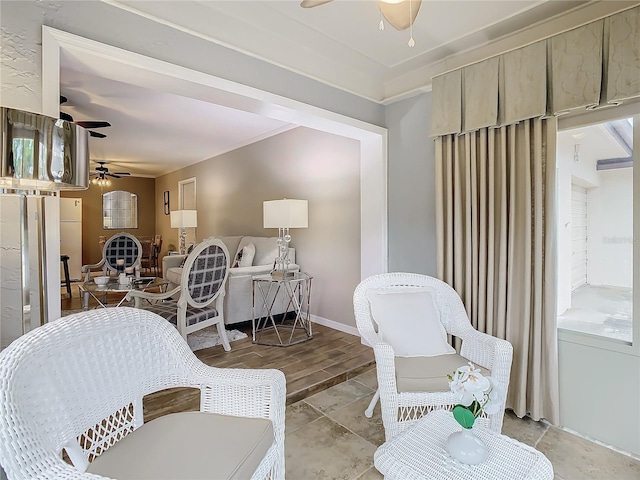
61;177;156;266
156;127;361;328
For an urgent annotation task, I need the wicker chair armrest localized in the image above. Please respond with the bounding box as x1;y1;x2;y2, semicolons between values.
372;342;397;388
192;366;286;415
357;321;381;347
459;330;513;386
192;364;286;462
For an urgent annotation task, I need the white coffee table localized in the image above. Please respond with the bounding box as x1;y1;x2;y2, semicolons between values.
374;409;553;480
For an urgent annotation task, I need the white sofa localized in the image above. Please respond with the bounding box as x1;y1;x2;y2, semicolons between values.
162;236;300;325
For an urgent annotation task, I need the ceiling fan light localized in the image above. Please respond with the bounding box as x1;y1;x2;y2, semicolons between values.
378;0;421;31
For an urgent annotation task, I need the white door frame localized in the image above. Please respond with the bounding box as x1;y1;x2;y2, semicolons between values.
41;26;388;282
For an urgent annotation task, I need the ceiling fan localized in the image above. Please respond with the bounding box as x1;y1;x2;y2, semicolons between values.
59;95;111;138
90;161;131;185
301;0;421;38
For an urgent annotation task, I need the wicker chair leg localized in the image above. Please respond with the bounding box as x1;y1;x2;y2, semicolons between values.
365;388;380;418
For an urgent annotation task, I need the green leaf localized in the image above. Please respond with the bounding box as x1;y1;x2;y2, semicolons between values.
452;405;476;429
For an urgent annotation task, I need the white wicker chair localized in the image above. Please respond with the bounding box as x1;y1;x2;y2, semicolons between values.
354;273;513;441
0;308;286;479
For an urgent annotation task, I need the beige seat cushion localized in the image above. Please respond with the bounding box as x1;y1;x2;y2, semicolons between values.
86;411;274;480
395;353;489;393
166;266;183;285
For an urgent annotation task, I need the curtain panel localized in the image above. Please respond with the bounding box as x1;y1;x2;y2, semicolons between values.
431;5;640;136
435;117;560;424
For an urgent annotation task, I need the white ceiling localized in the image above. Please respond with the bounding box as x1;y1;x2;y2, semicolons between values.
113;0;592;101
558;119;633;169
59;0;633;178
60;68;292;177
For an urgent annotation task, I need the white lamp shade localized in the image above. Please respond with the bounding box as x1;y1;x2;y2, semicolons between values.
170;210;198;228
263;199;308;228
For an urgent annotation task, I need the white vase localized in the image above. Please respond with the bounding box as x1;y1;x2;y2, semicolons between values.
446;427;488;465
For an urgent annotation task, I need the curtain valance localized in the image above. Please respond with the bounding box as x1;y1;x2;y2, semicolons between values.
464;56;499;131
431;5;640;136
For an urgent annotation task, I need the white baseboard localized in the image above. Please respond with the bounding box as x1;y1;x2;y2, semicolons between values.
309;314;361;337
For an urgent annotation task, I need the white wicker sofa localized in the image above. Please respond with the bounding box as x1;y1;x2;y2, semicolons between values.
163;236;300;325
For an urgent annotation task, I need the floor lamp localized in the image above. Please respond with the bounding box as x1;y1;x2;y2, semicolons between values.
263;199;308;280
170;210;197;255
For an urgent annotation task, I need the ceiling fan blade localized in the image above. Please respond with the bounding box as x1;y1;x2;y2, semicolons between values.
60;111;74;122
107;173;122;179
89;131;107;138
76;121;111;129
60;95;68;105
300;0;333;8
113;172;131;176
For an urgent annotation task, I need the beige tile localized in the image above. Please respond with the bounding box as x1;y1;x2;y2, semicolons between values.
352;368;378;390
355;466;384;479
326;395;386;447
536;426;640;480
286;400;322;434
501;409;549;447
285;416;377;480
305;379;374;414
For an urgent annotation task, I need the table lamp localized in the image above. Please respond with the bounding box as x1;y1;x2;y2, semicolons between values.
170;210;197;255
263;199;308;280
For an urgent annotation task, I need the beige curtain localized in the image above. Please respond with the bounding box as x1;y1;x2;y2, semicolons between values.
435;117;560;424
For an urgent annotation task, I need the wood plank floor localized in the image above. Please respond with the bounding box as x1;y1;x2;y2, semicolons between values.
61;293;375;422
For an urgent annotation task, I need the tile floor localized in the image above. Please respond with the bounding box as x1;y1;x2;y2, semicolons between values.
59;296;640;479
286;369;640;480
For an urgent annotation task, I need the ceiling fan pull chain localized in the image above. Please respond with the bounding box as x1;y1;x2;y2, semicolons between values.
408;0;415;47
379;7;384;31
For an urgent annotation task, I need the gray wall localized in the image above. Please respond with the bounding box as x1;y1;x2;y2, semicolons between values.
156;127;361;327
0;0;438;327
386;92;437;275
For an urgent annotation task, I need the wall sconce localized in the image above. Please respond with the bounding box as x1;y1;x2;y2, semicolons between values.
163;190;170;215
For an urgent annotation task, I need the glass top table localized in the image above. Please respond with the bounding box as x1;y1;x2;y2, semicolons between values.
79;276;169;309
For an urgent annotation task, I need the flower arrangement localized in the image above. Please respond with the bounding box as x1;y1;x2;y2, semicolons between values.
447;362;504;429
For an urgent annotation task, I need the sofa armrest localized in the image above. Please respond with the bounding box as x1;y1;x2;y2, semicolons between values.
162;254;185;277
229;263;300;277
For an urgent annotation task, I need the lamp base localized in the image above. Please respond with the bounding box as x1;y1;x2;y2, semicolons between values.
271;270;296;280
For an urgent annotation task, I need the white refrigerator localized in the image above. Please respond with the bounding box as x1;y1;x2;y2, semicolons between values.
60;198;83;282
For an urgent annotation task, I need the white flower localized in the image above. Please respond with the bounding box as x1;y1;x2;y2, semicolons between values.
449;363;503;414
482;376;505;415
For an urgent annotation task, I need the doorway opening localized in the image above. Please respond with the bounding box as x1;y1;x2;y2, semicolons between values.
556;117;633;343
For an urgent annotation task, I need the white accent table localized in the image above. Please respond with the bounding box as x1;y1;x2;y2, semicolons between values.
374;409;554;480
